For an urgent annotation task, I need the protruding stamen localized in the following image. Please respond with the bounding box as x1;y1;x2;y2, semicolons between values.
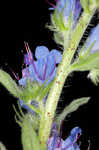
24;42;33;63
8;66;20;80
24;42;41;80
46;0;57;8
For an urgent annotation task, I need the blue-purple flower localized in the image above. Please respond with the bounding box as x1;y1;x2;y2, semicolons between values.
47;124;82;150
18;42;62;113
19;42;62;86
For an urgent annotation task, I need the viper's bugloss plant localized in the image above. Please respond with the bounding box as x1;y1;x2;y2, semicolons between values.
0;0;99;150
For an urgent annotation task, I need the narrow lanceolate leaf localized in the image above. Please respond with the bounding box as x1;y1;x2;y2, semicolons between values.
71;51;99;71
56;97;90;126
0;69;22;98
88;69;99;85
21;114;41;150
0;142;7;150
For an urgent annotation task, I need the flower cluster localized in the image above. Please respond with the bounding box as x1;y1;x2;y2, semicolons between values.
56;0;81;28
47;0;82;46
49;0;82;31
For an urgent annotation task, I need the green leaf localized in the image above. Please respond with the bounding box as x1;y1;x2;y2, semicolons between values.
21;114;42;150
79;39;96;58
0;142;7;150
0;69;22;98
71;51;99;71
88;69;99;85
56;97;90;126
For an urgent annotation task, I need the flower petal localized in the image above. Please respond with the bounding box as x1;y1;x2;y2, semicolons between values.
22;68;29;78
70;126;82;141
50;49;62;64
74;0;82;21
35;46;49;59
29;64;37;81
45;54;56;79
18;77;27;86
35;58;47;80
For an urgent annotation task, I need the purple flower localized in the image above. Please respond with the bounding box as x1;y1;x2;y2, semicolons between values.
18;42;62;113
47;124;82;150
19;42;62;86
83;24;99;55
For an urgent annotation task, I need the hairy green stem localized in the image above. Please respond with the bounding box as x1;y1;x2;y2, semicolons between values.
39;9;96;149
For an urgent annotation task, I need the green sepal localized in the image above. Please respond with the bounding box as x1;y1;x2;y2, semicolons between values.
89;0;99;9
48;8;67;33
13;103;25;127
54;32;64;46
0;69;23;98
21;78;53;103
26;104;42;115
88;69;99;85
13;102;40;130
20;79;40;102
21;114;42;150
96;0;99;7
80;0;90;13
47;6;73;47
51;8;66;32
38;80;53;101
19;79;53;115
56;97;90;127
